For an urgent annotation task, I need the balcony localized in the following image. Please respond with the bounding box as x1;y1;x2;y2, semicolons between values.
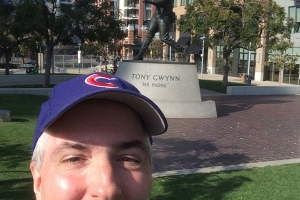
124;3;139;9
60;0;74;4
121;24;139;30
129;14;138;18
121;14;139;20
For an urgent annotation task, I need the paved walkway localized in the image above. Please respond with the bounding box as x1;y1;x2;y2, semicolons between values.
152;94;300;176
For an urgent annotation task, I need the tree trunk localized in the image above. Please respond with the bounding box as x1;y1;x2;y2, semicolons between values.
4;52;10;75
222;49;230;86
43;46;54;87
105;57;107;73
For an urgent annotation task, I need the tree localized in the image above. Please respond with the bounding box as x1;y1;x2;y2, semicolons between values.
286;55;298;84
32;0;126;87
150;39;164;59
178;0;291;86
0;0;38;75
267;35;298;84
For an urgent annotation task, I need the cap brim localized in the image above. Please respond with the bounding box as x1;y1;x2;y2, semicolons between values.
86;92;167;136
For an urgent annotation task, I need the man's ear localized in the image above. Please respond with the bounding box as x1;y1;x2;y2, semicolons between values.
30;161;42;200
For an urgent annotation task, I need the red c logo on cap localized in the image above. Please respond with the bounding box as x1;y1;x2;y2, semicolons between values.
85;74;117;88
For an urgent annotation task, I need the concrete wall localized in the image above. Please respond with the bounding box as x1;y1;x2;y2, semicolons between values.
0;74;80;86
227;86;300;95
0;88;52;96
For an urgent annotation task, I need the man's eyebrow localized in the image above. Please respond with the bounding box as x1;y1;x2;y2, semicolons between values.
51;142;91;157
116;140;150;155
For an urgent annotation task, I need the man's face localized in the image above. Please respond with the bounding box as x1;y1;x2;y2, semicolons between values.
30;99;152;200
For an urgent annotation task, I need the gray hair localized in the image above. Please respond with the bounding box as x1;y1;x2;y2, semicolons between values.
31;132;49;170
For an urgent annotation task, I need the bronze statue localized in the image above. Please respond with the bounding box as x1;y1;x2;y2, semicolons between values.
133;0;184;60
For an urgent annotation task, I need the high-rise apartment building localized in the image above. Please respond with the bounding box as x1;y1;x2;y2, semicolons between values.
114;0;154;59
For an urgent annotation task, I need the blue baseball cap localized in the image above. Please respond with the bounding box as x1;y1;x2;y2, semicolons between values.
31;72;168;151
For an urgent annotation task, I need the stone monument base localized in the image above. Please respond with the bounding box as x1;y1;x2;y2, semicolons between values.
153;100;217;118
115;60;217;118
0;110;11;122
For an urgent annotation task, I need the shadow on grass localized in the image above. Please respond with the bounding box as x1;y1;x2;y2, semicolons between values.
0;177;34;200
0;94;48;117
11;118;29;122
0;143;31;169
151;172;251;200
0;143;34;199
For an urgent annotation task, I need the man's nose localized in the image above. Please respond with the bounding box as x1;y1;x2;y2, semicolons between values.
87;160;122;199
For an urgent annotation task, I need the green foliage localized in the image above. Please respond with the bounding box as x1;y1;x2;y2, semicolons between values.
150;39;165;59
216;56;232;73
0;0;126;85
267;35;298;84
0;0;38;74
178;0;290;86
175;52;186;62
268;54;298;71
267;45;298;83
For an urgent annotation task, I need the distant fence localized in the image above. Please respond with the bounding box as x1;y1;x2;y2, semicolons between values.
54;55;117;69
0;55;112;69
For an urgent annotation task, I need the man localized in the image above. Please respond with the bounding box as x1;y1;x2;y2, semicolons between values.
133;0;183;60
30;72;168;199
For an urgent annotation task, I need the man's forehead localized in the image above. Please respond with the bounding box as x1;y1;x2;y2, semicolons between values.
53;138;149;149
44;99;149;147
46;129;149;147
48;138;150;154
65;99;137;114
50;99;145;127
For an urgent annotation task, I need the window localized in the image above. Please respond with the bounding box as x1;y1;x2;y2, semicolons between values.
145;10;151;20
289;6;300;33
174;0;177;7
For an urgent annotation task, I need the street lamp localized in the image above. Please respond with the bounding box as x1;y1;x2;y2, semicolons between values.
36;42;39;73
78;43;81;73
247;42;251;76
169;35;173;61
200;35;206;78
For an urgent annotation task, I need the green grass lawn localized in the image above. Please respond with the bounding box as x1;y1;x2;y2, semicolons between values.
152;164;300;200
0;94;299;200
0;94;48;200
199;79;253;94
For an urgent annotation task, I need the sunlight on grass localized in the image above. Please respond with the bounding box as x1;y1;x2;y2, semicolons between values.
151;164;300;200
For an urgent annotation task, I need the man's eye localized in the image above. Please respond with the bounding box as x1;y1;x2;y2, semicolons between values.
119;157;140;163
117;157;142;170
62;156;83;164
